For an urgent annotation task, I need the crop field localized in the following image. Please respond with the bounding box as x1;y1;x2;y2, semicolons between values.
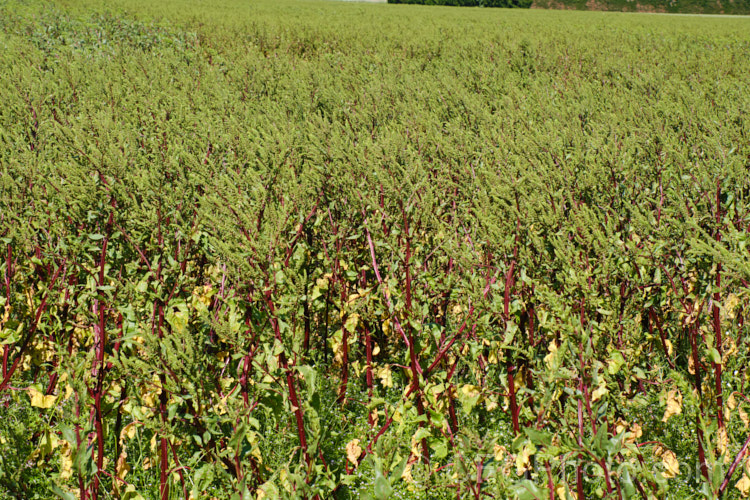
1;0;750;498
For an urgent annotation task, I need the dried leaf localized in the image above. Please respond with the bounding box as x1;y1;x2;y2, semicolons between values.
718;426;729;458
736;474;750;498
346;439;361;465
662;389;682;422
657;447;679;478
729;393;738;410
116;451;130;481
120;422;137;444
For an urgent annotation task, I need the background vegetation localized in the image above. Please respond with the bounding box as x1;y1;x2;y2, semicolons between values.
530;0;750;15
387;0;750;14
1;0;749;498
387;0;533;10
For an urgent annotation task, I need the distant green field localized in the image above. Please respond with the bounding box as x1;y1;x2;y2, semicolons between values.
1;0;749;499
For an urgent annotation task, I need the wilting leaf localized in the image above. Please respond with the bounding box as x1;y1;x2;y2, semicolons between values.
662;389;682;422
29;387;56;409
591;381;608;402
346;439;361;465
657;447;679;478
515;443;535;475
737;474;750;498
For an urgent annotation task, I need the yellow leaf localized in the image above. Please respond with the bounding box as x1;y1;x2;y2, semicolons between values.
662;389;683;422
723;293;741;321
382;318;391;337
344;313;360;332
376;366;393;388
657;447;679;478
402;462;414;483
737;474;750;498
493;444;506;462
120;422;137;444
279;468;291;492
410;434;421;458
724;337;738;363
372;344;380;356
665;339;674;357
718;426;729;457
544;342;558;370
729;393;738;410
347;293;360;305
591;381;608;402
60;441;73;479
116;451;130;481
0;303;9;329
29;387;56;409
556;484;568;500
193;285;213;306
488;350;499;364
346;439;362;465
628;423;643;444
741;407;750;429
461;385;480;399
392;408;402;423
515;444;535;475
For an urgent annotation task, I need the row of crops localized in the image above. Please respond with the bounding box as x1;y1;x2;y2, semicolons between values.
1;0;750;498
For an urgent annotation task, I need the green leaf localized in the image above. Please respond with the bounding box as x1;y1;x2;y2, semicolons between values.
298;365;317;394
513;480;547;500
524;428;552;447
374;472;393;500
620;468;636;499
51;484;76;500
432;439;449;460
708;348;721;364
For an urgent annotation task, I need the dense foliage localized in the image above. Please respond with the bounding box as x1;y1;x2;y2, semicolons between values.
531;0;750;15
387;0;532;9
1;0;749;498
